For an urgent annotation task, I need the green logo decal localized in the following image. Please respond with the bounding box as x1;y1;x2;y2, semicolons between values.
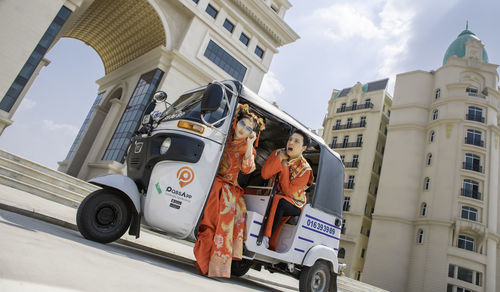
155;182;162;194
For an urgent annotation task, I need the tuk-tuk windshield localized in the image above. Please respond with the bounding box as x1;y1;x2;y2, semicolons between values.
160;89;231;126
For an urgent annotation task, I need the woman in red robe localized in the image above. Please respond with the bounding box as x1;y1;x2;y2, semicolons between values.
194;104;265;278
261;130;313;251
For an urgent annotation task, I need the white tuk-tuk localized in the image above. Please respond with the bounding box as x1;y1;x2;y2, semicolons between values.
76;80;345;292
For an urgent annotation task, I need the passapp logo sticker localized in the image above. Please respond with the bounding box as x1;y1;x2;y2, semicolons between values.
177;166;194;187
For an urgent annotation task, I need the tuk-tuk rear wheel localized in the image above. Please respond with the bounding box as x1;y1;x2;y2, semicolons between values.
231;259;253;277
76;189;132;244
299;261;331;292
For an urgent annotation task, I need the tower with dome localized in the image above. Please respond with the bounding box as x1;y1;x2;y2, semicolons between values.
361;27;500;292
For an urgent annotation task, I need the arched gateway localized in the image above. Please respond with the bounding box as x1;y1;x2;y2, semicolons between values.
0;0;298;179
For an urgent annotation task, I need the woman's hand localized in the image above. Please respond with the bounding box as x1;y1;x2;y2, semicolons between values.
247;132;257;145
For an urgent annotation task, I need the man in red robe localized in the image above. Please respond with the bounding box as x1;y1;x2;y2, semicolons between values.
261;129;313;250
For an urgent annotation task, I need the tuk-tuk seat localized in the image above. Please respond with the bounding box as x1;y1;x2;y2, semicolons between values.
286;216;300;225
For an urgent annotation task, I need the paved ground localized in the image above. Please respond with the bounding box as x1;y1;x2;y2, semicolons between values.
0;209;299;292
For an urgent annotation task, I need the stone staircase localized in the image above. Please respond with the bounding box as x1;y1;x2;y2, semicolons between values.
0;149;99;208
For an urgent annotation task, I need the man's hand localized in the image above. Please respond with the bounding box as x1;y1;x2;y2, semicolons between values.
278;151;289;162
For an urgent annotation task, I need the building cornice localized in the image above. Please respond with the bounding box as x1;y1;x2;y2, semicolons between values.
371;214;413;225
228;0;300;47
390;103;428;111
387;123;426;131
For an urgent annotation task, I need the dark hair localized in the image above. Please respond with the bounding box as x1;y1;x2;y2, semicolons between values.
290;129;310;147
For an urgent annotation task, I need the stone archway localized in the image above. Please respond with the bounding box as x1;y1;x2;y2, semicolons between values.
64;0;167;74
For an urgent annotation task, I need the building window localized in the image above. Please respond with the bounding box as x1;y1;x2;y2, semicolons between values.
356;134;363;146
458;235;474;251
340;103;346;112
103;69;164;163
464;153;482;173
476;272;482;286
192;0;199;3
254;45;264;59
462;179;481;200
360;248;365;258
461;206;478;222
334;119;341;129
0;6;72;112
429;131;435;142
356;271;361;281
426;153;432;166
457;266;474;283
65;92;105;160
346;118;352;128
424;177;430;190
239;32;250;46
420;202;427;217
352;101;357;110
448;264;455;278
352;155;359;167
340;155;344;162
466;87;478;95
343;197;350;212
205;4;218;18
387;110;391;117
223;19;234;33
417;229;424;244
338;248;345;258
204;40;247;81
360;116;366;127
364;99;371;107
346;175;354;189
342;136;349;147
435;89;441;99
341;219;346;234
467;106;484;123
331;136;337;148
432;109;439;120
465;129;483;147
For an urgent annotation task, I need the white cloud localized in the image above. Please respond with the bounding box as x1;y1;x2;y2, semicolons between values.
42;120;79;136
18;98;37;111
258;71;285;102
304;0;416;79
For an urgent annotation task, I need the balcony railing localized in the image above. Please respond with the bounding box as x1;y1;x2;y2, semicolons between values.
466;114;485;123
337;103;374;113
464;137;484;147
344;182;355;189
461;188;482;200
333;122;366;130
462;162;483;173
331;142;363;149
467;92;486;98
344;161;359;168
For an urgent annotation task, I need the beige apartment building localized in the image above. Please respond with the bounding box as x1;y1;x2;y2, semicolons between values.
0;0;298;179
322;78;393;279
363;29;500;292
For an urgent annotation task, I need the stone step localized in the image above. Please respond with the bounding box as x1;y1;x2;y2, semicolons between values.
0;155;98;196
0;150;97;191
0;164;88;204
0;173;80;208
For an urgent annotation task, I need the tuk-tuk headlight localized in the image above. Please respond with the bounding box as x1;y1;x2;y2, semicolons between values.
160;137;171;155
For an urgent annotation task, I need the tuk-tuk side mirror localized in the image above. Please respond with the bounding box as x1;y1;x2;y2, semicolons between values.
201;83;223;114
153;91;168;103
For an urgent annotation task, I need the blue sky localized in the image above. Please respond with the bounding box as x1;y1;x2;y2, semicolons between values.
1;0;499;169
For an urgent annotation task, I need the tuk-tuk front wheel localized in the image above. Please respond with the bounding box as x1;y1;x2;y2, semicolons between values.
299;261;332;292
76;189;132;244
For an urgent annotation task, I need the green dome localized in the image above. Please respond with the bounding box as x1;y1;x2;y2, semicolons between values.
443;29;489;65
